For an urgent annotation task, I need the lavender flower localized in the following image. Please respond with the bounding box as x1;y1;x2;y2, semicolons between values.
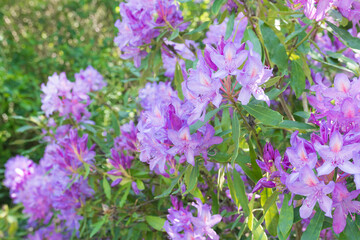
286;165;335;218
3;156;35;201
332;182;360;234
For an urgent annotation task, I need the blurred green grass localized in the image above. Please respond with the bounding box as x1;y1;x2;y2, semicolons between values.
0;0;123;203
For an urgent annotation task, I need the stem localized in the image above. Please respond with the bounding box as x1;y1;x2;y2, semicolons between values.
279;94;295;121
230;98;263;156
288;23;318;60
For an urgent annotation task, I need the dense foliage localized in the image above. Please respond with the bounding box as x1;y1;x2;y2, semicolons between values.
2;0;360;239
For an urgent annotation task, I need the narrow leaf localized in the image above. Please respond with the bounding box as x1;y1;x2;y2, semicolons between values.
290;59;306;98
278;194;294;240
225;11;235;40
243;103;283;126
231;113;240;166
145;216;166;232
301;210;324;240
174;62;184;100
103;176;112;200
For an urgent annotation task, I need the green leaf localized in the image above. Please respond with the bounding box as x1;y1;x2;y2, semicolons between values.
145;216;166;232
285;24;310;43
211;0;226;15
242;27;262;56
259;21;288;73
243;103;283;126
290;59;306;98
231;113;240;166
235;155;259;183
301;210;324;240
189;105;229;133
327;21;360;50
155;168;186;199
278;120;316;131
225;11;235;40
184;162;199;194
260;188;279;236
90;216;107;237
277;194;293;240
103;176;111;200
186;21;210;35
174;62;184;100
119;183;131;207
169;28;179;41
232;169;250;216
339;216;360;240
136;179;145;190
261;76;281;88
111;112;120;136
226;171;239;210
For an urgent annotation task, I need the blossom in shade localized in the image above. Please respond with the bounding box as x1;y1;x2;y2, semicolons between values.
286;165;335;218
332;182;360;234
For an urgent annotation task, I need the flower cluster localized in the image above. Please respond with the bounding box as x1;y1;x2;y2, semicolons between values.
164;197;222;240
4;129;95;237
136;82;223;175
291;0;360;25
308;73;360;131
114;0;187;67
41;66;106;122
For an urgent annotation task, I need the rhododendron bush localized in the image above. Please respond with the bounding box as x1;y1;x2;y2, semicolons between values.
3;0;360;239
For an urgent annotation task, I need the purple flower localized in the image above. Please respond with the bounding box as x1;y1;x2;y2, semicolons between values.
27;224;65;240
107;148;134;187
332;182;360;234
290;0;335;21
114;121;138;152
204;14;248;47
286;165;335;218
237;41;272;106
208;39;248;78
168;127;198;166
191;198;222;240
314;130;360;176
183;51;223;124
3;156;36;201
74;65;106;92
164;197;221;240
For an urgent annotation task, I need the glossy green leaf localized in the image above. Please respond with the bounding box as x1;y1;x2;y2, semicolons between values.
211;0;226;15
339;216;360;240
231;113;240;166
290;59;306;98
169;28;179;41
103;176;111;200
174;61;184;100
243;103;283;126
301;210;324;240
190;105;229;134
225;11;235;40
260;188;279;236
277;194;293;240
184;162;199;194
155;168;186;199
327;21;360;50
232;169;250;216
145;216;166;232
278;120;316;131
259;21;288;73
242;27;262;56
90;216;107;237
